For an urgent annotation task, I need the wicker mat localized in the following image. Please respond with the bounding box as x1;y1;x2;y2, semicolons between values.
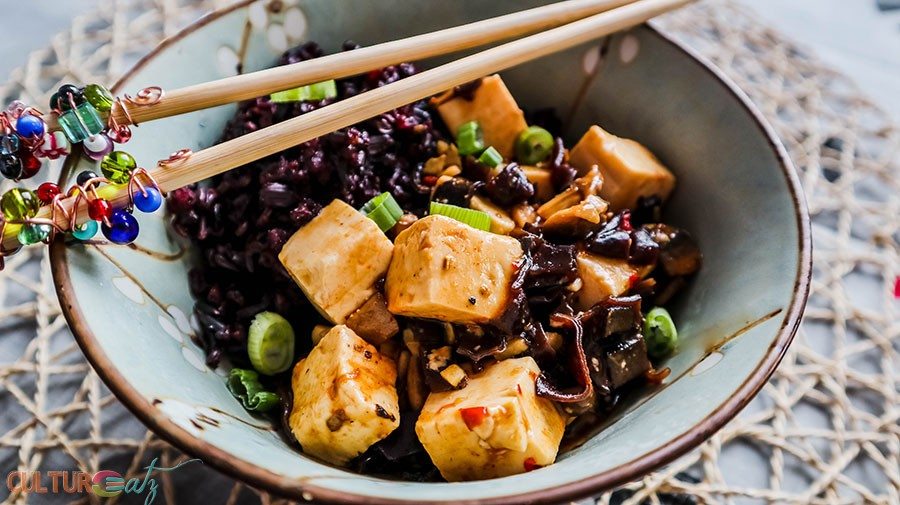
0;0;897;503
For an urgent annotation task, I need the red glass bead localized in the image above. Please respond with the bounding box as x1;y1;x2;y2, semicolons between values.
88;198;112;221
19;153;42;179
36;182;61;203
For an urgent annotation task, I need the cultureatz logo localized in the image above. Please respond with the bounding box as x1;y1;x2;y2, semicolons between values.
6;458;201;504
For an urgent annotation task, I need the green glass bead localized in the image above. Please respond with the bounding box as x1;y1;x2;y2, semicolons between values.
100;151;137;184
1;188;41;222
17;223;51;246
72;220;99;241
58;102;103;144
84;84;114;113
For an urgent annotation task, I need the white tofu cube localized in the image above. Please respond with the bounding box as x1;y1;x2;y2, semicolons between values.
385;215;523;325
574;252;643;310
436;75;528;158
289;325;400;466
415;357;566;481
279;200;394;324
569;125;676;210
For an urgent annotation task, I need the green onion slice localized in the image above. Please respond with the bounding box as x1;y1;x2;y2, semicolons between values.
643;307;678;359
515;126;554;164
270;80;338;103
360;192;403;232
477;146;503;168
247;312;296;375
226;368;280;412
456;121;485;156
429;201;491;232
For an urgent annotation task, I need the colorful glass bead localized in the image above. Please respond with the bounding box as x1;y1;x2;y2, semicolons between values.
1;188;41;221
36;182;61;204
88;198;112;221
76;170;99;187
100;151;137;184
5;100;26;117
19;153;42;180
54;84;84;111
72;220;99;241
0;154;22;180
133;187;162;213
0;134;20;156
84;84;114;112
35;131;70;160
17;223;51;246
58;102;103;144
83;134;113;161
101;209;139;244
15;114;45;139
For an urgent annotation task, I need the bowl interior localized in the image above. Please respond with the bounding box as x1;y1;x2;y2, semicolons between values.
53;1;808;503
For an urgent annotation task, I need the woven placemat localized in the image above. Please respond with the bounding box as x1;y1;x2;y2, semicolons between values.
0;1;897;504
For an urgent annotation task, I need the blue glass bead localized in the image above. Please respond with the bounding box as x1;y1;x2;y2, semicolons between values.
15;115;45;139
72;220;99;241
133;187;162;213
101;209;139;244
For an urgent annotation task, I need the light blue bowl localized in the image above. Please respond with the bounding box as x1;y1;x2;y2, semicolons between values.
51;1;811;503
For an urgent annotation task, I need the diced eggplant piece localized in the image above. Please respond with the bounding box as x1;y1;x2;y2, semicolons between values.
279;200;394;324
385;215;524;325
569;126;675;210
604;332;651;389
345;292;400;345
436;75;528;158
415;357;566;481
470;195;515;235
289;325;400;466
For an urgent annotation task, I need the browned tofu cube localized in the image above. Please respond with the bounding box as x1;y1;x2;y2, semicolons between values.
569;126;676;210
436;75;528;158
385;215;523;325
574;252;639;310
345;292;399;345
279;200;393;324
521;165;555;202
415;357;566;481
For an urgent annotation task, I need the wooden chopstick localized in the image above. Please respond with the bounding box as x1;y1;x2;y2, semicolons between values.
45;0;638;131
3;0;693;250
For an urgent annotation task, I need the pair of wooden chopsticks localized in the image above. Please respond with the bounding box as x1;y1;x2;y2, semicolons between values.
2;0;693;251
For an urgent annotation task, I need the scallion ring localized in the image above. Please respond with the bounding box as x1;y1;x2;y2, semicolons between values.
360;192;402;232
247;312;296;375
477;146;503;168
270;80;338;103
455;121;485;156
643;307;678;359
226;368;280;412
515;126;554;164
429;201;491;232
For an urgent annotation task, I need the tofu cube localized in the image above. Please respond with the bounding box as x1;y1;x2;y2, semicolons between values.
470;195;515;235
521;165;555;202
385;215;523;325
436;75;528;158
415;357;566;481
279;200;394;324
289;325;400;466
569;125;676;210
574;252;639;310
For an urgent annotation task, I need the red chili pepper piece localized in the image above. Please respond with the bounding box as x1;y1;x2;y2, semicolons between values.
459;406;488;430
36;182;61;204
620;210;633;232
422;175;438;186
88;198;112;221
523;457;542;472
894;276;900;299
628;272;641;289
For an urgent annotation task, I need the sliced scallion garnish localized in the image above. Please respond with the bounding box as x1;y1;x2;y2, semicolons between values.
515;126;554;164
643;307;678;359
247;312;296;375
429;201;491;232
456;121;485;156
270;80;338;103
361;192;403;232
477;146;502;168
226;368;280;412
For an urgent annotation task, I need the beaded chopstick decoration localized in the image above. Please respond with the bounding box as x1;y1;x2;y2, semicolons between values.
0;83;172;270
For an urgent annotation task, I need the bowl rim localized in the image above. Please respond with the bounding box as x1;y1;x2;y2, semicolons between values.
50;1;813;503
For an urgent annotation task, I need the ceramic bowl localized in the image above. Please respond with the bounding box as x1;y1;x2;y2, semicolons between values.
51;0;811;503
